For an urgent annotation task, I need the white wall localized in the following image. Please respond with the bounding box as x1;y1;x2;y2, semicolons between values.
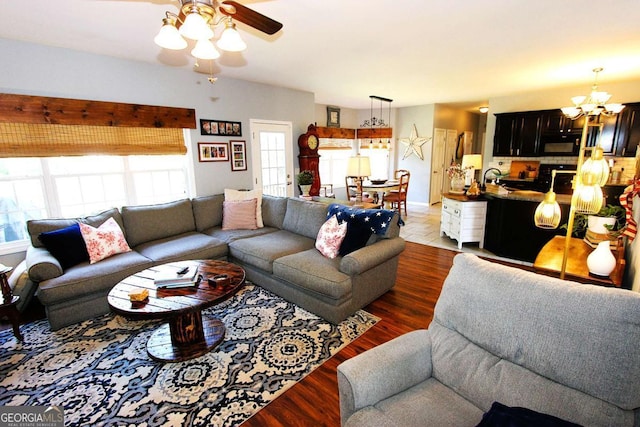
0;38;315;197
395;105;435;204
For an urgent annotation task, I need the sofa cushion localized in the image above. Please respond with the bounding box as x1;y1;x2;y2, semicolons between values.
79;217;131;264
38;223;90;270
345;378;483;427
205;226;278;243
36;250;153;306
222;199;258;230
273;249;351;300
192;194;224;232
27;208;124;248
282;198;328;239
121;199;196;247
229;230;315;273
261;195;288;229
225;188;263;228
134;232;228;264
316;215;347;259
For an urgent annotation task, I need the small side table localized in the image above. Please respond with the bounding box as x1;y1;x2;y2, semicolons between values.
0;266;23;341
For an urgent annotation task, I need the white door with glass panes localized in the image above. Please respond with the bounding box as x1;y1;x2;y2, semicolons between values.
250;120;294;197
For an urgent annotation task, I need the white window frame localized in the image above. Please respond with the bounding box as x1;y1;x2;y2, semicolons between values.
0;138;194;256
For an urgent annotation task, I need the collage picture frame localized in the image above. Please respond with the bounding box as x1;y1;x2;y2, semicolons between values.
200;119;242;136
198;142;229;162
230;140;247;171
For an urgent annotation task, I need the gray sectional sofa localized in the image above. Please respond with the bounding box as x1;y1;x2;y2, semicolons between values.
26;195;405;330
337;253;640;427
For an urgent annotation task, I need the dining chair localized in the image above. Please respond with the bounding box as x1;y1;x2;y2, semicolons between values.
345;176;374;203
384;170;410;216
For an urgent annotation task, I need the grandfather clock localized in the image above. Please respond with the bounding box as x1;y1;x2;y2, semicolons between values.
298;124;321;196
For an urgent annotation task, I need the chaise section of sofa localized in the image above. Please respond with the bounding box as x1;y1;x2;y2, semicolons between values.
230;197;406;324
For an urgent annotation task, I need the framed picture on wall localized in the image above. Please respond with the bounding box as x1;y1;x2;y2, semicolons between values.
327;106;340;128
198;142;229;162
230;140;247;171
200;119;242;136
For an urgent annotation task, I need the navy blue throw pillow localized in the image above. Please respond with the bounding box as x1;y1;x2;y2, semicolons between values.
327;204;398;256
38;223;90;270
476;402;582;427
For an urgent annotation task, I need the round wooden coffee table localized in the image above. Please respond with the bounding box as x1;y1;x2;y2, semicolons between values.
108;260;245;362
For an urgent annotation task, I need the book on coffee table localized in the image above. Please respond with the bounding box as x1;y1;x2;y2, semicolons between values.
153;262;200;288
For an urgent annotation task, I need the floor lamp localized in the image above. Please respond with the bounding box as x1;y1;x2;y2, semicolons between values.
347;154;371;207
534;68;623;279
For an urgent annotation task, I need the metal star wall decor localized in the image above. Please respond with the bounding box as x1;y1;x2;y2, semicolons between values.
400;124;431;160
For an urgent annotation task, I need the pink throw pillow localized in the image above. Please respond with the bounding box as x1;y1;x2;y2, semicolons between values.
79;217;131;264
315;215;348;259
222;199;258;230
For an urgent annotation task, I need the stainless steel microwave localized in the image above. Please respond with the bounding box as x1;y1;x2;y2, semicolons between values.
540;134;580;156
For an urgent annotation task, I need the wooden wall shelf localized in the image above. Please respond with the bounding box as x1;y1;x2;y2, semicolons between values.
0;93;196;129
315;126;392;139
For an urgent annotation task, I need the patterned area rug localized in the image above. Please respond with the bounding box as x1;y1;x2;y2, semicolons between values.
0;283;378;426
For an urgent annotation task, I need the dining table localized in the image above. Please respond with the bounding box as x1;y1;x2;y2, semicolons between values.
361;180;400;208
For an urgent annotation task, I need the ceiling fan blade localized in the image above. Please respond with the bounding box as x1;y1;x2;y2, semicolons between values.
220;1;283;35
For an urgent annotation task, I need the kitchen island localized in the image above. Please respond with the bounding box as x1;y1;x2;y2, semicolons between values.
482;190;571;263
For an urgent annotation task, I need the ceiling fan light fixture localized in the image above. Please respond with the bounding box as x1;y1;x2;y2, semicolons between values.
154;17;188;50
179;6;214;40
191;39;221;60
216;20;247;52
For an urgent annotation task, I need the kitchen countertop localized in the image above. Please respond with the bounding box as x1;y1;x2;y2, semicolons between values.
443;189;572;204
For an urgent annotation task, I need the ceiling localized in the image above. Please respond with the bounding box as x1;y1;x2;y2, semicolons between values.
1;0;639;109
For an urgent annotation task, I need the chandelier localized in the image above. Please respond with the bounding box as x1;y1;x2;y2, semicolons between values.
360;95;393;149
561;67;625;119
154;1;282;63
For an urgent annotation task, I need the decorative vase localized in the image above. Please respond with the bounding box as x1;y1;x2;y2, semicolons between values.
450;176;465;194
300;184;312;197
587;240;616;277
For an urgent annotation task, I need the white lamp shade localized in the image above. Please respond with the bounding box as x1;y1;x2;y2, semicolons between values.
217;25;247;52
461;154;482;169
346;155;371;177
179;11;214;40
154;22;188;50
191;39;221;60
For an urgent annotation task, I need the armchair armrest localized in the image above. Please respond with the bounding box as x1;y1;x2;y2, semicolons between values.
25;245;63;282
340;237;405;275
337;329;432;425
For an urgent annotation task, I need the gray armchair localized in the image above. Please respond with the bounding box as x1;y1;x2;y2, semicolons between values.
338;253;640;427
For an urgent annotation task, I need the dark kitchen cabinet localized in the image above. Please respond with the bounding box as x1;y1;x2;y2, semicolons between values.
493;112;542;157
484;195;570;263
542;110;585;134
615;102;640;157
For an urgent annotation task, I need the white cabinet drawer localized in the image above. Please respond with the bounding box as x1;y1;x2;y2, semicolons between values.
440;197;487;249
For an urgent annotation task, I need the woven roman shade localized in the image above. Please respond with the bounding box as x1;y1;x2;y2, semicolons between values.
0;93;196;157
0;123;186;157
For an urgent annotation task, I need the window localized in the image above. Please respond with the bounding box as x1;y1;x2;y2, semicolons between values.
0;154;191;254
319;140;391;191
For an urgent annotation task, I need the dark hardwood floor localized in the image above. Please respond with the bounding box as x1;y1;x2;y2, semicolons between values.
1;242;526;426
244;242;486;427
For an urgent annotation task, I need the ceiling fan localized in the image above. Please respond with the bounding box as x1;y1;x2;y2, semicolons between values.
155;0;282;82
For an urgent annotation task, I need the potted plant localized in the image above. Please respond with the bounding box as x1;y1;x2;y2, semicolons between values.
296;170;314;196
564;204;626;240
